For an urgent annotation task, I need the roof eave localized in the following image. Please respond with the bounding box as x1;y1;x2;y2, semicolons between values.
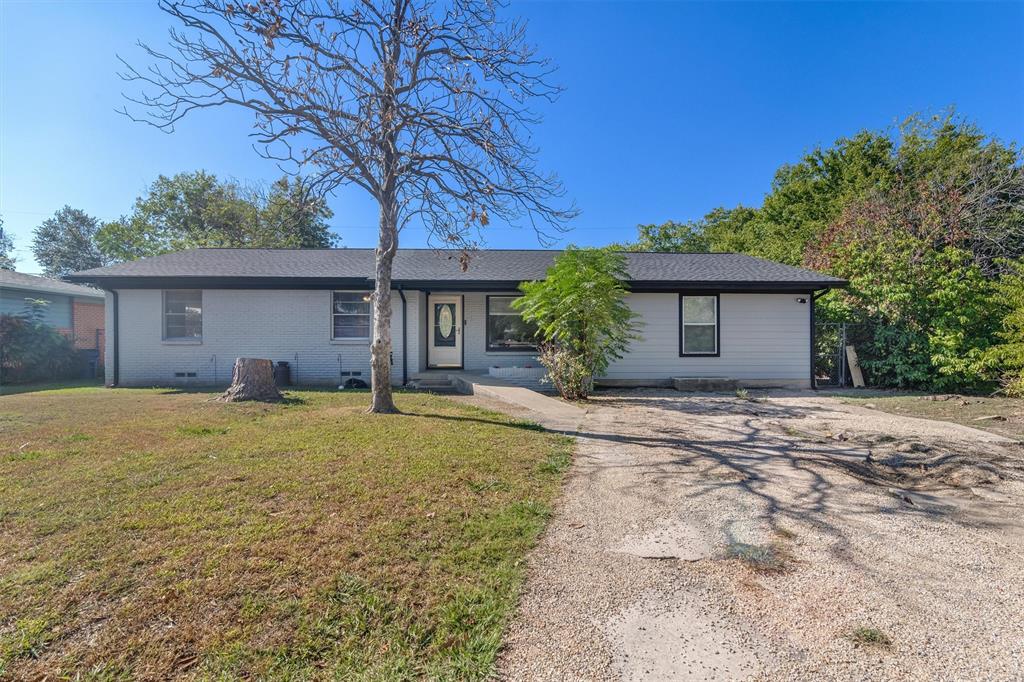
66;274;848;292
1;282;105;299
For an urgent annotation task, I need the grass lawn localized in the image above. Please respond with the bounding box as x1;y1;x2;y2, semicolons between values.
0;386;572;680
838;392;1024;441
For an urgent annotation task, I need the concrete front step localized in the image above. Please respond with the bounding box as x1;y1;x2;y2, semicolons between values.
411;387;462;394
406;376;461;394
672;376;739;392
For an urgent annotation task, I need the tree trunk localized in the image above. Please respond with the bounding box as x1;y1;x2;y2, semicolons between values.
368;200;400;414
216;358;283;402
368;21;402;415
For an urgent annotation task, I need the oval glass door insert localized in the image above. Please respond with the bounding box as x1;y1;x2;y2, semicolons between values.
434;303;457;347
439;305;454;337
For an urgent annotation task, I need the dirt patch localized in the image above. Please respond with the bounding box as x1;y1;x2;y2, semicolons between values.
837;392;1024;442
774;420;1024;490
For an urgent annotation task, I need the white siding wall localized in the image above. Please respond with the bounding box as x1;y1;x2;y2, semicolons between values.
457;291;809;384
107;288;810;387
604;293;810;385
112;289;414;387
0;288;72;327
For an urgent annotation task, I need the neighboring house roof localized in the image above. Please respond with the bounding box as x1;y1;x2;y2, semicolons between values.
0;270;105;300
68;248;846;291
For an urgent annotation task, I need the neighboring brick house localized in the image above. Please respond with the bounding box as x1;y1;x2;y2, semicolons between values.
0;270;106;364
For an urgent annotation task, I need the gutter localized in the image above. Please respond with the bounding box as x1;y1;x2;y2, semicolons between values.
398;287;408;386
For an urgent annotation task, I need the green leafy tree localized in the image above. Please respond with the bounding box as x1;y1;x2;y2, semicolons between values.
514;247;640;399
258;177;337;249
97;171;258;261
0;216;15;270
807;179;1004;391
31;206;107;277
625;113;1023;273
985;260;1024;396
96;172;338;262
621;220;710;252
752;129;898;265
621;207;759;253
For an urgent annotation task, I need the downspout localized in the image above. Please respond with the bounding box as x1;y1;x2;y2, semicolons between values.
398;287;408;386
69;296;76;346
109;289;119;387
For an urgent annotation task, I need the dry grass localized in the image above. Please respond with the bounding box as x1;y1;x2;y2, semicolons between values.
0;386;572;680
840;393;1024;442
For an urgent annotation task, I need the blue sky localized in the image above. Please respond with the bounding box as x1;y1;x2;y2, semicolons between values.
1;1;1022;273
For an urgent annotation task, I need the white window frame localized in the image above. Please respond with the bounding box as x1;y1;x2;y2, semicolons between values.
162;289;203;342
679;294;719;356
331;290;372;342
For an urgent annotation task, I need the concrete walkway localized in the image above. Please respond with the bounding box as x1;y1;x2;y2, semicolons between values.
444;371;586;433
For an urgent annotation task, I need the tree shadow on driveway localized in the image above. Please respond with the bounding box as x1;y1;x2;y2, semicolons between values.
568;393;1022;576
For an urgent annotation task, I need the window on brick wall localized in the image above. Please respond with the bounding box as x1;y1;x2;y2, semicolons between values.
163;290;203;340
332;291;372;340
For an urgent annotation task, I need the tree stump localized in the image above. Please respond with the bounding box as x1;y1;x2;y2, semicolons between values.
216;358;283;402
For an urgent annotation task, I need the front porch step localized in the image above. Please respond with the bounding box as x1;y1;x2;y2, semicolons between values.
672;376;739;392
406;375;462;394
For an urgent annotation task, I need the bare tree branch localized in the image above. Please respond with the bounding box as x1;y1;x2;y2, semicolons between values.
121;0;577;412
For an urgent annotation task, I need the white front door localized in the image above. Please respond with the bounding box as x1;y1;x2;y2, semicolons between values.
428;295;462;367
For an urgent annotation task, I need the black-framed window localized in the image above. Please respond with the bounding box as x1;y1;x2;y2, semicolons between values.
332;291;371;340
486;295;538;352
163;290;202;340
679;294;719;356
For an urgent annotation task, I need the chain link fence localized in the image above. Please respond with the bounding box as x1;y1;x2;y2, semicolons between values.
814;322;876;388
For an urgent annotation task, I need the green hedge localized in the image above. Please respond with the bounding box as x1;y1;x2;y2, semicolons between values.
0;314;80;384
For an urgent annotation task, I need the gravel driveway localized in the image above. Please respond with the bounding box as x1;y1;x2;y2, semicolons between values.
491;390;1024;681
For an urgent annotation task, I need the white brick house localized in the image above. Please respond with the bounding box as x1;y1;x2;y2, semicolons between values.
68;248;845;389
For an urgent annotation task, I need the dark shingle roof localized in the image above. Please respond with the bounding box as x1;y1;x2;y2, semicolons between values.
68;248;845;289
0;270;105;299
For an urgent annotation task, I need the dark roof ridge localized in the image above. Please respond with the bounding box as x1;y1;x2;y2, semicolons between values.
67;248;846;287
185;246;746;255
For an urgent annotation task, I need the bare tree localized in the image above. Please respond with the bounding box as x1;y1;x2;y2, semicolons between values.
121;0;576;413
